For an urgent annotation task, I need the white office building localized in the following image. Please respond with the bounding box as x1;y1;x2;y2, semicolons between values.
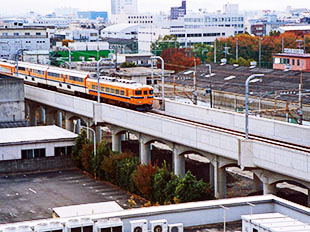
101;23;141;40
111;0;138;15
0;26;50;60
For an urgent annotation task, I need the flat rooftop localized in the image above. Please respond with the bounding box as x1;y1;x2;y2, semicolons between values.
0;126;77;145
0;170;142;224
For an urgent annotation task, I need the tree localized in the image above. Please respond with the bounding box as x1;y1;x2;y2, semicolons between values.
192;43;211;64
132;162;158;201
151;35;180;56
160;48;201;72
153;162;173;204
72;130;89;168
175;171;213;203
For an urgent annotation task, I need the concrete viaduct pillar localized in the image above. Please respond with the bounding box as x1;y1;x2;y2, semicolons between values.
253;174;263;192
140;142;151;165
29;104;37;126
96;126;102;144
46;110;55;125
173;144;186;177
112;131;122;153
263;183;277;195
57;111;63;128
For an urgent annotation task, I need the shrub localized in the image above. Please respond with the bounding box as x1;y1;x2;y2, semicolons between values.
81;143;94;173
72;130;89;168
153;163;173;204
115;155;139;191
175;171;213;203
163;173;182;204
132;162;158;201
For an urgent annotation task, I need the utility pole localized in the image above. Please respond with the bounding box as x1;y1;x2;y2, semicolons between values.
303;34;306;53
282;36;284;53
214;39;217;63
299;71;303;125
259;38;262;69
236;39;239;60
193;58;198;105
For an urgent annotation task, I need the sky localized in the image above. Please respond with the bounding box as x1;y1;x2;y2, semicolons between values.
0;0;309;16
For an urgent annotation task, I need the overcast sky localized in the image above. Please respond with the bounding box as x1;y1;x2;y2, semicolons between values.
0;0;309;16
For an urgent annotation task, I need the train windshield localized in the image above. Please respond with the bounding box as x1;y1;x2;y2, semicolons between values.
149;90;153;95
135;90;142;95
143;90;147;95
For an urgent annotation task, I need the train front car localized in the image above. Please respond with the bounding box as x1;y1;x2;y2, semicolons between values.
132;85;154;111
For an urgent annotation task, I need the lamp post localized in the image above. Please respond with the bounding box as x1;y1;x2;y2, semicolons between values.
80;126;96;157
151;56;165;111
205;64;213;108
97;57;106;103
245;74;264;139
258;37;262;69
16;48;27;76
61;46;72;69
201;49;208;64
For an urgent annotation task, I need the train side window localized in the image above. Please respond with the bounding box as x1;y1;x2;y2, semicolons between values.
106;88;110;92
32;77;35;81
121;90;125;96
59;83;62;87
149;90;153;94
92;85;97;90
116;89;120;95
101;87;105;91
111;88;115;94
144;90;147;95
135;90;142;95
67;85;71;89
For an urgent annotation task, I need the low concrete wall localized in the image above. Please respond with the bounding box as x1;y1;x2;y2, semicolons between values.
163;99;310;147
0;156;74;174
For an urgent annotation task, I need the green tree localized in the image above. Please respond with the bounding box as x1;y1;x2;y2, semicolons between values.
175;171;213;203
153;162;173;204
163;174;182;204
151;35;180;56
115;156;139;191
192;43;211;64
72;130;89;168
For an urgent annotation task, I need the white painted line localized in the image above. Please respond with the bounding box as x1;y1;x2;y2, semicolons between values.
29;188;37;194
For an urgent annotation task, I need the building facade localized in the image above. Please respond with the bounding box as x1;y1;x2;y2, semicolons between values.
273;50;310;72
77;11;108;21
170;0;186;20
111;0;138;15
0;27;50;60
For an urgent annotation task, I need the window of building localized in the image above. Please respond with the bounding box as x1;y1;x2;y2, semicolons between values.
25;32;30;36
54;146;72;156
2;32;8;36
297;59;300;66
21;148;46;159
13;32;19;36
292;59;295;65
36;32;41;36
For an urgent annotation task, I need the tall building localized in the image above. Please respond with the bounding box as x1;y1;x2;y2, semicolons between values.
111;0;138;15
170;0;186;20
77;11;108;21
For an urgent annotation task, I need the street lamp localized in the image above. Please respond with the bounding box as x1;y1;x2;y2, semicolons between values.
151;56;165;111
16;48;27;76
80;125;96;157
61;46;72;69
245;74;264;139
201;49;208;64
205;64;213;108
96;57;107;103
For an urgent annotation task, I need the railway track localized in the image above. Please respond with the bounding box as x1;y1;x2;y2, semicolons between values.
147;110;310;154
23;82;309;153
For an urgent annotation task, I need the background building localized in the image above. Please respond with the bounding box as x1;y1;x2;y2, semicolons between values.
77;11;108;22
170;0;187;20
111;0;138;15
0;26;50;60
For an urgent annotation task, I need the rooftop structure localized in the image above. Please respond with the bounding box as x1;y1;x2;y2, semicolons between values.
0;125;77;160
111;0;138;15
77;11;108;22
273;50;310;72
52;202;123;218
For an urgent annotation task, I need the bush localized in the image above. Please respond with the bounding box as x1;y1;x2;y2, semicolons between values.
132;162;158;201
175;171;213;203
163;173;182;204
153;163;173;204
120;62;137;68
115;155;139;191
81;143;94;173
72;130;89;168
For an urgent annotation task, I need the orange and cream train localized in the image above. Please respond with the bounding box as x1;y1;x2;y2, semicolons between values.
0;60;154;111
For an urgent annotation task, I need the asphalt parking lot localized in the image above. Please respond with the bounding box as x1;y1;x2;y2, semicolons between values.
0;169;142;224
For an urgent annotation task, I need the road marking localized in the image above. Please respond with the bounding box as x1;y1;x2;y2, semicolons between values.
29;188;37;194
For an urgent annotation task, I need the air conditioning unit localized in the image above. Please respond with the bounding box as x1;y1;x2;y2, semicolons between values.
109;218;123;232
95;219;110;232
168;224;183;232
150;220;168;232
130;219;147;232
